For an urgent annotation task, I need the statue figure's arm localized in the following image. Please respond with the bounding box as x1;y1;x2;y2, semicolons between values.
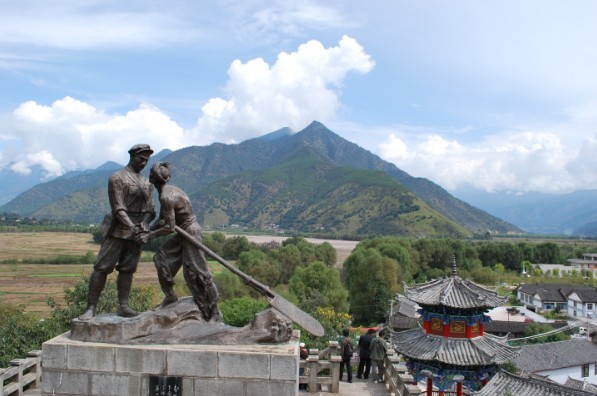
136;195;176;244
108;175;136;232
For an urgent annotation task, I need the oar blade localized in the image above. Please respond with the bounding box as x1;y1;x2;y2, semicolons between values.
268;295;324;337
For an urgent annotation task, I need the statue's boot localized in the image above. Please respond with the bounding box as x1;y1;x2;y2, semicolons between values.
78;270;107;320
116;272;139;317
157;277;178;308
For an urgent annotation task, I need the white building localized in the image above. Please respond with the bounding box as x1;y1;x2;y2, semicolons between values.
567;288;597;319
568;253;597;278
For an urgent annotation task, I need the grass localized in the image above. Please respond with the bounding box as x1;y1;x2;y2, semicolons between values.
0;232;230;316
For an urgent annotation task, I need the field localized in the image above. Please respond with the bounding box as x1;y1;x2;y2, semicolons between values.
0;232;358;316
0;232;165;316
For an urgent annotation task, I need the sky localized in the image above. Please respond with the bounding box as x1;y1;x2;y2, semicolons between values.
2;0;597;196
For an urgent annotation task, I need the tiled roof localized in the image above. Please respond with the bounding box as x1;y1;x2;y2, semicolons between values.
391;328;520;365
513;339;597;372
518;283;597;303
403;275;506;309
474;370;595;396
567;288;597;303
484;320;568;335
565;377;597;393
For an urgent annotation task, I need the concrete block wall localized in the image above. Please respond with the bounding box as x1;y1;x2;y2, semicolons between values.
42;333;299;396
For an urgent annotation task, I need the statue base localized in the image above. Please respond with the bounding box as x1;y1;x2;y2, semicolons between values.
41;330;300;395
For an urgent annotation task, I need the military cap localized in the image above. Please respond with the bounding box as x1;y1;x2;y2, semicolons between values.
128;144;154;156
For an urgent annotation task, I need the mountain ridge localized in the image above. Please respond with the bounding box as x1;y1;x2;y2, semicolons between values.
1;121;519;236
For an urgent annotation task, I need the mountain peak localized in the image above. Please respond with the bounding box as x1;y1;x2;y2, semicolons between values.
257;127;293;142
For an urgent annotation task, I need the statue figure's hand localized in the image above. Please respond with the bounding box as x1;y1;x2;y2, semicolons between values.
139;222;150;232
135;232;150;245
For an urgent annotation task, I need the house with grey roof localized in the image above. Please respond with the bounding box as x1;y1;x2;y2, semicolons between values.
517;283;597;318
513;338;597;385
474;370;596;396
567;288;597;319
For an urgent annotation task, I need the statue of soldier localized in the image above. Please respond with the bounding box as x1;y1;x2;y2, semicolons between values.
136;161;221;322
79;144;156;320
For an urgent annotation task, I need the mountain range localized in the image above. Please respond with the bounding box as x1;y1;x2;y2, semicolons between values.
0;121;523;237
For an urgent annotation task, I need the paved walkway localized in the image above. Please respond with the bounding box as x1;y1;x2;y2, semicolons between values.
303;376;393;396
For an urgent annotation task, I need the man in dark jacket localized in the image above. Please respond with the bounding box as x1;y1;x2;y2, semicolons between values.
356;328;375;379
339;328;353;383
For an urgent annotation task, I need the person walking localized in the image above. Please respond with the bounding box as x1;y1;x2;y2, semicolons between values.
356;328;375;379
339;328;354;383
369;329;388;383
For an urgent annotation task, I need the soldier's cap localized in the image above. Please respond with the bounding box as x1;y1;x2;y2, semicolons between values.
128;144;154;156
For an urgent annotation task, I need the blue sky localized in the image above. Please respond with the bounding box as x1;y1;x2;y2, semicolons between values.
1;1;597;195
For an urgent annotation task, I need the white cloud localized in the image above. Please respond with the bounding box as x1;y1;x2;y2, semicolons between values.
8;96;186;176
0;1;208;50
377;126;597;194
193;35;374;143
1;36;374;175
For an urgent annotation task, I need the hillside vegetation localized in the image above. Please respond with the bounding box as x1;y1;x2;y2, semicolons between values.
0;121;520;237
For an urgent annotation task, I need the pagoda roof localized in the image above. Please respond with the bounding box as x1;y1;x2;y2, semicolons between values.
391;328;520;366
473;370;595;396
403;274;506;309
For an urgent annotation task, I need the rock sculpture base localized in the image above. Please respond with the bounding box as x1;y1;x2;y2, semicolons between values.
70;297;293;344
41;330;300;396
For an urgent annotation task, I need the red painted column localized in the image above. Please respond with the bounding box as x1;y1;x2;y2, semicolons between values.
427;377;433;395
457;382;463;396
465;324;472;338
479;323;484;336
443;322;450;337
424;320;431;334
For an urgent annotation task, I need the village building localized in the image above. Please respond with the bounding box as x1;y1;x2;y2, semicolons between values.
532;263;573;277
566;288;597;319
392;260;520;394
473;370;596;396
517;283;597;318
388;294;420;332
513;338;597;385
568;253;597;278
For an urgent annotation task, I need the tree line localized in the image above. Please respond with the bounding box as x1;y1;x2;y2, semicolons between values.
2;233;596;367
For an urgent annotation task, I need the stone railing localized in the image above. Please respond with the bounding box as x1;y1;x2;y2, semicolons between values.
0;351;42;396
299;341;342;393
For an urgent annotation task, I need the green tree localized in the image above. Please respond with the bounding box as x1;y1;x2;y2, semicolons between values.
289;261;349;313
343;248;400;325
236;250;281;287
275;244;302;284
222;236;252;260
314;242;336;266
213;270;251;300
203;231;226;256
219;296;268;327
523;323;569;344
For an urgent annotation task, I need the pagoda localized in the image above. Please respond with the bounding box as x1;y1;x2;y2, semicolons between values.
392;259;520;394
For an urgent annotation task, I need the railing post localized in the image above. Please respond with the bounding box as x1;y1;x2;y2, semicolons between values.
307;355;319;393
28;350;43;389
0;368;6;396
330;356;341;393
9;359;24;396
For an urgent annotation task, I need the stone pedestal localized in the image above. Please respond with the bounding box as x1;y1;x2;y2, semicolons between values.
41;331;300;396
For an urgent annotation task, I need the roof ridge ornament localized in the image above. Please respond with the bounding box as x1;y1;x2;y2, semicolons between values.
451;255;457;277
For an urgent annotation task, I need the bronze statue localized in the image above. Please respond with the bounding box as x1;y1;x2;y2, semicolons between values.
72;158;323;344
136;161;221;322
79;144;156;320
